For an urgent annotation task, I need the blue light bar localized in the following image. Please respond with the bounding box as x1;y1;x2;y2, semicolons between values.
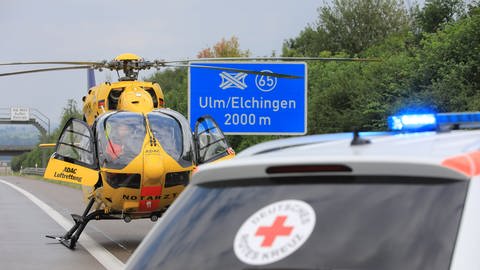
436;112;480;125
388;114;437;131
388;112;480;132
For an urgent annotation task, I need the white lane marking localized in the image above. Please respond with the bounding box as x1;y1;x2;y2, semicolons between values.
0;179;125;270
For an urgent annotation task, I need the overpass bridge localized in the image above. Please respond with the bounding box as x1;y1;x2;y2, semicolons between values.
0;108;50;166
0;108;50;137
0;145;36;156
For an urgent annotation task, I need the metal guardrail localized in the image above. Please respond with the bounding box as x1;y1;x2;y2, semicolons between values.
0;166;12;176
20;167;45;176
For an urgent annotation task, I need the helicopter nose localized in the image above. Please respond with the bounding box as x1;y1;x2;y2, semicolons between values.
143;150;164;186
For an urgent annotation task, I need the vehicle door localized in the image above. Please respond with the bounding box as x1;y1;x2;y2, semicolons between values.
194;115;235;164
44;118;99;187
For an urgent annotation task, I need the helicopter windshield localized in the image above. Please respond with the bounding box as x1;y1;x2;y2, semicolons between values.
147;109;195;167
96;112;146;169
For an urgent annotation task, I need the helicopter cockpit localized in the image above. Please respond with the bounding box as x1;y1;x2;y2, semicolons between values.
95;109;195;170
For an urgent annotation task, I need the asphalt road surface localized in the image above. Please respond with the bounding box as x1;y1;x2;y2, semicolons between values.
0;175;156;270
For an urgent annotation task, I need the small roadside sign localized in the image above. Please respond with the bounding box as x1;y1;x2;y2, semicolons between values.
10;107;30;121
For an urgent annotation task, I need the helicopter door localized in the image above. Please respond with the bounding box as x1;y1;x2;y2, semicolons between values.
44;118;99;186
194;115;235;164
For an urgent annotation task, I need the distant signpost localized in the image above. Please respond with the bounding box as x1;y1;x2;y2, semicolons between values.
10;107;30;121
189;62;307;135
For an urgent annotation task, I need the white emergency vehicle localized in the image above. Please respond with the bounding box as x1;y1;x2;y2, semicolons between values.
126;112;480;270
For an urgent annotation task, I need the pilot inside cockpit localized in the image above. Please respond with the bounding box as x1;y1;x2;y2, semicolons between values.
106;122;130;159
97;112;146;169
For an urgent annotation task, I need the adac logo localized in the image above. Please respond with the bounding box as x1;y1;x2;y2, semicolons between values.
63;167;77;174
144;149;160;155
233;200;316;266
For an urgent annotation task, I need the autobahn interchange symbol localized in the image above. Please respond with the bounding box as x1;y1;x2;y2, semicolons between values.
219;72;248;90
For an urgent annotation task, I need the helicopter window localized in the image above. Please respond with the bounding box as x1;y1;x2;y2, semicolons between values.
96;112;146;169
196;118;229;163
148;109;195;167
56;119;95;166
147;113;183;159
143;88;158;108
107;88;124;110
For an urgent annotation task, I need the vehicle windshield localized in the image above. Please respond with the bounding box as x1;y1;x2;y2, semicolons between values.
147;109;195;167
147;113;183;159
128;176;468;270
96;112;146;169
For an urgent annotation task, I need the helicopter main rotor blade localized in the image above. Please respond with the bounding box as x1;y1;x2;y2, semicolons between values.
0;66;93;77
161;57;380;64
0;61;101;66
167;64;303;79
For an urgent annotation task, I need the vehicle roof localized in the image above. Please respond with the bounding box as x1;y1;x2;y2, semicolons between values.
193;129;480;184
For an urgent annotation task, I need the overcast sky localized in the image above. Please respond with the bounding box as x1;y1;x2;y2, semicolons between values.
0;0;323;129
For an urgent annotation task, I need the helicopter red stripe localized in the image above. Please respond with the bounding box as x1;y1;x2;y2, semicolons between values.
139;186;162;211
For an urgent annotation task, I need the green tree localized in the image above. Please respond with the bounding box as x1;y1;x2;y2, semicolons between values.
148;68;188;114
416;9;480;112
10;153;27;172
284;0;410;56
415;0;465;33
197;36;251;58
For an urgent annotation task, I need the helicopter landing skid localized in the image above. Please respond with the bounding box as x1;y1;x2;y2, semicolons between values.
46;197;119;249
45;235;77;249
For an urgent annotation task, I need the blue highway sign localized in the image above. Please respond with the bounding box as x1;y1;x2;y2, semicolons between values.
189;62;307;135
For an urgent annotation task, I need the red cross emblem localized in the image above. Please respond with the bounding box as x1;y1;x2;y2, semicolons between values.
255;215;294;247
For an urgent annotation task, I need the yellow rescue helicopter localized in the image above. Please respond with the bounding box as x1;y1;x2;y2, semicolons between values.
1;53;241;248
0;53;374;249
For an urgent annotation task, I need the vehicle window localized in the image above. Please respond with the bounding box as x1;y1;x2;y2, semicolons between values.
56;120;94;166
128;176;467;270
96;112;146;169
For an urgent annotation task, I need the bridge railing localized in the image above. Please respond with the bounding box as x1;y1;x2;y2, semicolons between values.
20;167;45;176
